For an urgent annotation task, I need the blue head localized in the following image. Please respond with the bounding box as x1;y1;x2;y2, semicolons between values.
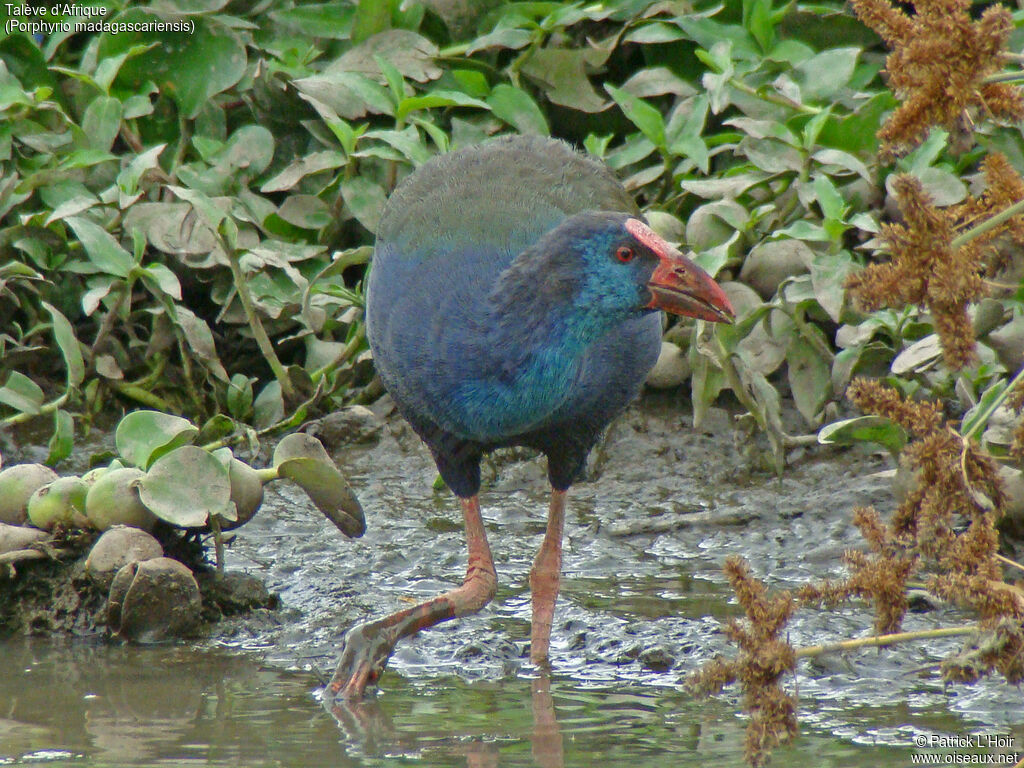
489;211;734;351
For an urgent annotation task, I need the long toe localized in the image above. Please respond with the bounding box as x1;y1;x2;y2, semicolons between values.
328;620;398;702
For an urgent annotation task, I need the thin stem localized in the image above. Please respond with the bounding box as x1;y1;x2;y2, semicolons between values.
224;248;296;403
961;362;1024;441
0;392;68;427
997;553;1024;574
311;324;366;383
794;625;977;658
984;70;1024;84
729;78;822;115
108;380;173;411
209;513;225;576
951;197;1024;250
88;283;130;367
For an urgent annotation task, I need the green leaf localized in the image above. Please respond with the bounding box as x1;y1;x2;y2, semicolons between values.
487;84;549;135
295;71;395;119
270;3;356;38
818;416;907;456
65;216;134;278
606;84;665;148
253;381;284;429
47;409;74;465
175;306;228;382
786;337;831;425
93;43;157;93
81;96;122;152
227;374;254;419
341;176;387;232
667;94;709;173
0;371;44;415
41;301;85;388
260;151;346;193
961;379;1010;439
374;53;406;104
115;410;199;469
138;445;232;528
813;175;847;222
794;47;860;101
689;337;724;429
522;48;607;112
273;433;365;537
139;263;182;300
97;12;246;119
396;89;490;120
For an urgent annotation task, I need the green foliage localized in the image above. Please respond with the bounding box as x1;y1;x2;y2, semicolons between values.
1;0;1022;471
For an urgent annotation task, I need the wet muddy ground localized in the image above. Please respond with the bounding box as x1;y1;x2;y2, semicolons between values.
3;391;1023;766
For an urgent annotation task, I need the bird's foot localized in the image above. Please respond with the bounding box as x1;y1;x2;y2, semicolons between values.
326;619;399;703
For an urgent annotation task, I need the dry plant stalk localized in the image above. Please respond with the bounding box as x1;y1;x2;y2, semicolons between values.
689;556;797;768
695;382;1024;765
851;0;1024;159
846;155;1024;369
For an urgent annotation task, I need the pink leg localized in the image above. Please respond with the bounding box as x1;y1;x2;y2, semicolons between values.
328;495;497;701
530;489;566;664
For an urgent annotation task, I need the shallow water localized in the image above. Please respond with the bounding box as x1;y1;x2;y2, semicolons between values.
0;638;923;767
3;393;1023;765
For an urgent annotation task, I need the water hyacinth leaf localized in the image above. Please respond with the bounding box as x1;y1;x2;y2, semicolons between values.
196;413;235;445
273;433;365;537
47;409;74;465
138;445;232;528
42;302;85;387
0;371;44;415
818;416;907;456
115;410;199;469
66;216;134;278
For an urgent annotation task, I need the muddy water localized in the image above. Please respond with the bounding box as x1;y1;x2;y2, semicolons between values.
2;392;1023;766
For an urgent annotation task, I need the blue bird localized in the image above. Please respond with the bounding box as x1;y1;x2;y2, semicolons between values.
329;135;734;700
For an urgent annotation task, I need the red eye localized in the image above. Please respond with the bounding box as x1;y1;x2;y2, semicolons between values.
616;246;635;263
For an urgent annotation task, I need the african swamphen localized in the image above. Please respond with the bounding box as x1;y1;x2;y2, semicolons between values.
329;135;734;701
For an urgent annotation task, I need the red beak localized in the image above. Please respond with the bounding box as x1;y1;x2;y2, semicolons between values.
626;219;734;323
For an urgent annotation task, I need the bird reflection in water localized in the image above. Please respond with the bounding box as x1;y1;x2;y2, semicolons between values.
325;673;566;768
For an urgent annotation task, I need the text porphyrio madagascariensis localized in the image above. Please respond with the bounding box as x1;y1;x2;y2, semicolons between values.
328;135;735;701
